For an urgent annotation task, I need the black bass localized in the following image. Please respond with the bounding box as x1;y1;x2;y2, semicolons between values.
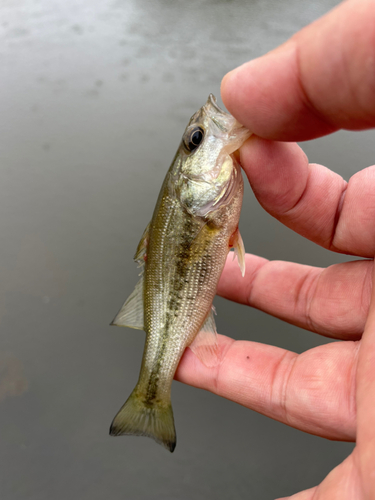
110;94;251;452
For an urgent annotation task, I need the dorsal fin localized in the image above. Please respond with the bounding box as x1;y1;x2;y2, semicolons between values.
110;275;144;329
110;222;151;329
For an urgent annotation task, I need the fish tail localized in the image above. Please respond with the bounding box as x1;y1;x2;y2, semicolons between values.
109;389;176;452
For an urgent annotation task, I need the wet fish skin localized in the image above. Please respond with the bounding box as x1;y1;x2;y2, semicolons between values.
110;95;251;452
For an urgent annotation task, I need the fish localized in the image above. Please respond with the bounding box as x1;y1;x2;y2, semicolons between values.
109;94;251;452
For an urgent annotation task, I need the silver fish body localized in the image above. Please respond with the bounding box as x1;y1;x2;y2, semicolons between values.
110;95;251;451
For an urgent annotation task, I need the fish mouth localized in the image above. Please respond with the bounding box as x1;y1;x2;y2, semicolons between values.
205;94;229;116
203;94;251;141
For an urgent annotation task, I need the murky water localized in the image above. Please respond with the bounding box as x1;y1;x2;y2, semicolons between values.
1;0;371;498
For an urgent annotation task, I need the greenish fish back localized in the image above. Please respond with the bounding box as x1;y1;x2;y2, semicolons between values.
109;389;176;453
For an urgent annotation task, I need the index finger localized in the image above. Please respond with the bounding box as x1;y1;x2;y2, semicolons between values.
222;0;375;141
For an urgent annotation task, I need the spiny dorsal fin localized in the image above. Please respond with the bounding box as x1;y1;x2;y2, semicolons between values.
189;307;219;367
110;275;144;329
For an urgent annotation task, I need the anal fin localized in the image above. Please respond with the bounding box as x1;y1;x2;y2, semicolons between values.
189;307;219;368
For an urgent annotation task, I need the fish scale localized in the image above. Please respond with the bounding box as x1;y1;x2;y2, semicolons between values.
109;94;251;451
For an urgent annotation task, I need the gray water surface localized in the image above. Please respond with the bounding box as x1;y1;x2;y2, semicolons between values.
1;1;372;499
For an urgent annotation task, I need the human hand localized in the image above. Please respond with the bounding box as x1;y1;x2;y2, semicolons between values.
175;0;375;498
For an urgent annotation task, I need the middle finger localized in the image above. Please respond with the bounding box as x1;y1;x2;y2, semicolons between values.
218;253;373;340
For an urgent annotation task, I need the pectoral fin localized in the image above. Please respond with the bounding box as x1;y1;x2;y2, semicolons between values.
110;275;144;329
230;228;246;277
189;308;219;367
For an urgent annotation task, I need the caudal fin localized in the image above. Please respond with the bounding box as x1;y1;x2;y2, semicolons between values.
109;390;176;452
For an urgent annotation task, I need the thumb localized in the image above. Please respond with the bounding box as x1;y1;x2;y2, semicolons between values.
222;0;375;141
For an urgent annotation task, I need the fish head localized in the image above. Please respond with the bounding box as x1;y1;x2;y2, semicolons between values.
173;94;251;218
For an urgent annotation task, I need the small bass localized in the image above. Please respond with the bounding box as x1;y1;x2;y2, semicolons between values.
110;94;251;452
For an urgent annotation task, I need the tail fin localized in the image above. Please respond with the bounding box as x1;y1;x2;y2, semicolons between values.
109;390;176;452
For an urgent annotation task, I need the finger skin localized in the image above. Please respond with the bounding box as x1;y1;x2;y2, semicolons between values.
218;254;373;340
222;0;375;141
276;275;375;500
175;334;358;441
356;265;375;498
240;137;375;258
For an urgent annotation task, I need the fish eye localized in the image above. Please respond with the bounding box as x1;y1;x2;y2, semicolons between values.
184;126;204;153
